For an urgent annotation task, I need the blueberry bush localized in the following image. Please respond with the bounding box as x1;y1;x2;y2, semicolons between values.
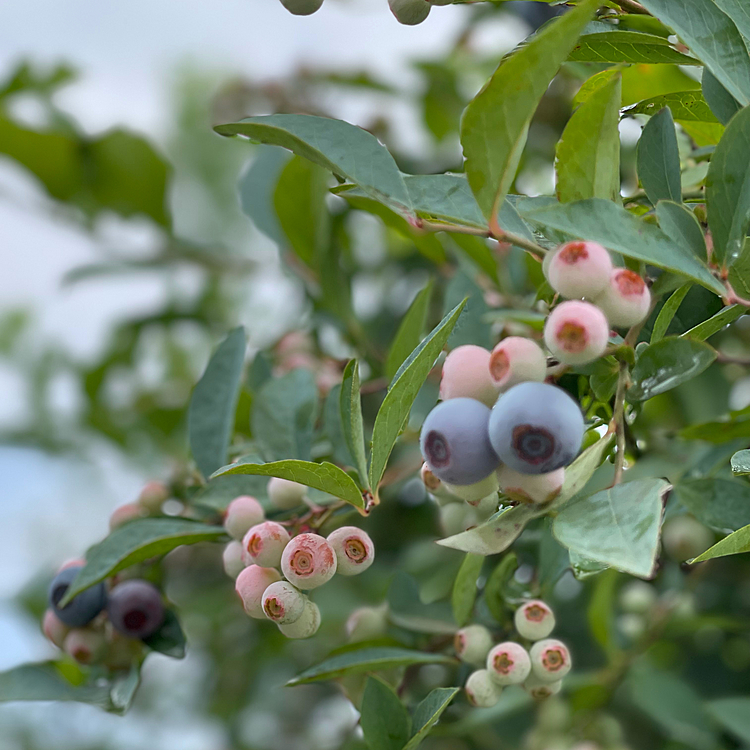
3;1;750;748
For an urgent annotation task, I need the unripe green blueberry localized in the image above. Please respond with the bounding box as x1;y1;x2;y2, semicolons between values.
389;0;431;25
242;521;291;568
439;503;477;537
222;540;246;579
346;604;389;643
262;581;306;624
594;268;651;328
235;565;282;619
487;642;531;686
454;624;493;666
281;533;337;589
544;300;609;365
440;345;501;407
444;472;499;505
619;581;657;615
661;515;714;562
103;626;144;670
489;337;547;390
279;0;324;15
515;600;556;641
267;477;307;510
524;672;562;699
63;627;106;665
465;669;503;708
530;639;572;682
326;526;375;576
278;600;321;639
224;495;265;540
42;609;69;649
109;503;144;531
546;241;613;300
498;465;564;505
137;480;169;514
421;462;442;492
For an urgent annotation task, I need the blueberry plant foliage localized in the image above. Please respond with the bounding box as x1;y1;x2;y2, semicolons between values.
3;1;750;748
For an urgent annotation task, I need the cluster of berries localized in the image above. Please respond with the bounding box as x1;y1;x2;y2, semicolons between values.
276;0;446;25
458;600;571;707
222;478;375;639
42;482;173;667
543;241;651;366
44;562;165;668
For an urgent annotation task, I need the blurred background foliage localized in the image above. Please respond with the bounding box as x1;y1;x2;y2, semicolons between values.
2;1;750;749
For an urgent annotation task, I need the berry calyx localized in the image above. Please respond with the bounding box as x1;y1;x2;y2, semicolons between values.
544;300;609;366
546;241;613;300
440;345;501;407
489;337;547;390
515;600;556;641
242;521;291;568
486;642;532;686
281;533;337;589
326;526;375;576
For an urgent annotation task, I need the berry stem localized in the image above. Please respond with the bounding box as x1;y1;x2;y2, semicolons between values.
612;359;629;485
609;0;650;14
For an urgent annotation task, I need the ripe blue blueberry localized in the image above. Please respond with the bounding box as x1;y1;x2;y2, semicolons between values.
420;398;500;486
488;382;584;475
108;580;165;640
48;566;107;628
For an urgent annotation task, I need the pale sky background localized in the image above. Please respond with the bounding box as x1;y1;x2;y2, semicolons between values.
0;2;526;746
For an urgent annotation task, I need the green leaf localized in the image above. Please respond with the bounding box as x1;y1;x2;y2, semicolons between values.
713;0;750;45
553;478;668;578
460;0;598;219
638;0;750;106
706;106;750;266
212;459;365;509
238;146;289;244
587;569;619;658
386;281;433;379
143;609;186;659
625;91;719;122
706;697;750;743
188;327;246;479
404;687;460;750
656;202;707;260
551;433;616;509
216;114;412;214
730;449;750;475
680;404;750;443
517;198;725;294
251;369;318;461
691;523;750;563
701;69;742;126
484;553;518;623
360;677;411;750
369;300;466;491
286;647;455;686
569;31;699;64
674;478;750;532
451;553;484;627
191;473;269;512
273;155;329;267
682;304;745;341
628;336;717;401
61;518;226;605
340;360;369;489
556;70;621;203
0;662;140;714
637;107;681;205
651;284;692;344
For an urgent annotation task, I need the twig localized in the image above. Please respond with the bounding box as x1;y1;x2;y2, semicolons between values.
610;0;650;14
611;360;629;485
488;214;547;261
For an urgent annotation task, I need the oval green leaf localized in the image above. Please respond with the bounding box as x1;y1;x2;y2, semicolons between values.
404;687;461;750
361;677;411;750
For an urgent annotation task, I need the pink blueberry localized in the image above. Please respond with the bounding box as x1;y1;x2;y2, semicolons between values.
42;609;69;649
440;345;501;407
595;268;651;328
222;541;246;579
489;337;547;390
497;465;564;505
137;481;169;513
63;627;106;665
261;581;306;624
530;638;572;682
515;600;556;641
544;300;609;365
267;477;307;510
326;527;375;576
235;565;282;619
109;503;144;531
487;641;532;686
281;533;337;590
546;241;613;300
454;624;493;666
224;495;265;540
242;521;291;568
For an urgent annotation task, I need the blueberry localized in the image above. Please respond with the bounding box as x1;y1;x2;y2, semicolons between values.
48;566;107;628
389;0;431;25
280;0;324;15
420;398;500;486
488;382;584;475
108;580;165;639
